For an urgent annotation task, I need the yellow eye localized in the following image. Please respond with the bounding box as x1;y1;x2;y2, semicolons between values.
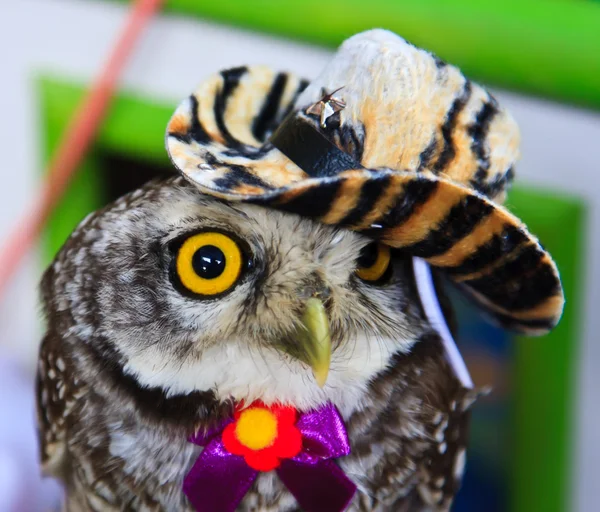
355;243;391;282
174;232;243;296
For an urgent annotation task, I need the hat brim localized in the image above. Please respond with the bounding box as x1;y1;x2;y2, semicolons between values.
165;67;563;335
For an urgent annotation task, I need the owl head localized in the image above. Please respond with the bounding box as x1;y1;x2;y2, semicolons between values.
43;175;429;415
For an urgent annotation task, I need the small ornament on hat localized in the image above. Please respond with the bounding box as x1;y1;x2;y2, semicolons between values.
305;87;346;128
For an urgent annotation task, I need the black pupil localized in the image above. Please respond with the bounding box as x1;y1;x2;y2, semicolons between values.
192;245;226;279
357;243;379;268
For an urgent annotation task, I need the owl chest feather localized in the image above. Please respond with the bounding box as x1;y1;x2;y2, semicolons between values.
41;331;475;512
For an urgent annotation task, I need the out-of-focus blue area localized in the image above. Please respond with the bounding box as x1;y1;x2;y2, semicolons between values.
448;287;513;512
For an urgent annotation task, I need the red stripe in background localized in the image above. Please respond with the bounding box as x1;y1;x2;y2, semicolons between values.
0;0;164;298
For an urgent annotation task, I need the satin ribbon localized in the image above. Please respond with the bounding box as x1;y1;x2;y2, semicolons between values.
183;403;356;512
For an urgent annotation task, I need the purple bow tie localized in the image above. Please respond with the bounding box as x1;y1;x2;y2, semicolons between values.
183;402;356;512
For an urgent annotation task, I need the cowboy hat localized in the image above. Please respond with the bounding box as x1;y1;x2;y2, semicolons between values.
165;29;563;335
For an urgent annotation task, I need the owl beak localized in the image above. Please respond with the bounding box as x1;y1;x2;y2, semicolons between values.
277;297;332;388
299;297;332;388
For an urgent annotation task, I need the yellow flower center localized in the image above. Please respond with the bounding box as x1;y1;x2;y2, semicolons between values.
235;408;278;450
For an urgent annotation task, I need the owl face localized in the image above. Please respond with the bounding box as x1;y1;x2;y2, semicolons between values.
49;177;425;412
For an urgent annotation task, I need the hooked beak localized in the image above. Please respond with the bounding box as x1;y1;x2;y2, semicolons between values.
277;297;332;388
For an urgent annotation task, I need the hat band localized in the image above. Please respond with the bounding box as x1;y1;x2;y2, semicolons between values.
270;115;362;178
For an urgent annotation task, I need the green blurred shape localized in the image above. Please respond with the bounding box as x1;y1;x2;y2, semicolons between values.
38;76;173;261
110;0;600;110
508;186;585;512
38;76;586;511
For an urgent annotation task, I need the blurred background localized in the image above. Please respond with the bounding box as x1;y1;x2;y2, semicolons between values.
0;0;598;510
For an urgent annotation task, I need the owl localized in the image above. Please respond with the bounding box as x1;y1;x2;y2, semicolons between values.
36;30;563;511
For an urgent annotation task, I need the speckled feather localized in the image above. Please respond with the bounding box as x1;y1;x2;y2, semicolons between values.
37;176;477;511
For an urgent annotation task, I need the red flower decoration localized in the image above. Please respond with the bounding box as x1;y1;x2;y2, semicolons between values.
222;401;303;471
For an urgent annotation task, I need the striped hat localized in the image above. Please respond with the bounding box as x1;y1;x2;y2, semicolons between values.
166;29;563;335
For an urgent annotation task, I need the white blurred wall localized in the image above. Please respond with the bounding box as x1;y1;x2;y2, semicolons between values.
1;1;599;510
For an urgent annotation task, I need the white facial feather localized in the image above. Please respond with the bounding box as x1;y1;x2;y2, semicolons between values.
123;332;408;416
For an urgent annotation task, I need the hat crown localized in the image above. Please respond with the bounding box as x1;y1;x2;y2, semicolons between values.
295;30;520;201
